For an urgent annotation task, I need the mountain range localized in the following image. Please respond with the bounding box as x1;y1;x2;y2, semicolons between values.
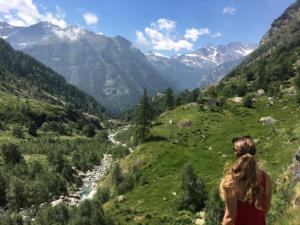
147;42;257;89
0;21;256;113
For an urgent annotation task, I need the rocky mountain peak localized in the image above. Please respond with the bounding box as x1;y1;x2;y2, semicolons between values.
260;0;300;46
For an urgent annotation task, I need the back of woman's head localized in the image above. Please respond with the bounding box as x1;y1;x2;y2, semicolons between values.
232;136;256;157
220;154;262;208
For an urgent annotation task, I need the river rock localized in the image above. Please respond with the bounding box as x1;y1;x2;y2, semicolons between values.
260;117;277;125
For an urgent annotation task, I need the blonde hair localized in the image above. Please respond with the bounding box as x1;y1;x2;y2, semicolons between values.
220;154;262;209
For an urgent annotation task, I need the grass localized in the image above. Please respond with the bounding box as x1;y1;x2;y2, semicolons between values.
104;95;300;225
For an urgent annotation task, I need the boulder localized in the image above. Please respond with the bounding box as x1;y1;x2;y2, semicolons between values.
195;218;205;225
51;198;63;206
177;119;193;128
259;117;277;125
230;97;243;103
117;195;126;203
257;89;265;95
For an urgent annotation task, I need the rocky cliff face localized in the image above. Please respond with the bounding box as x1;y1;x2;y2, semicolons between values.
260;1;300;46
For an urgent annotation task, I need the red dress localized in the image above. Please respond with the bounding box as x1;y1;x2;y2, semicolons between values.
234;172;267;225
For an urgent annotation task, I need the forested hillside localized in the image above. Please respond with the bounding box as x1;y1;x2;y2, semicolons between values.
0;38;118;224
0;39;105;117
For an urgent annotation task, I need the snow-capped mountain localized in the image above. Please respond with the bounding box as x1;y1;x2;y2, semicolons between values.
174;42;257;69
147;42;257;89
1;22;173;113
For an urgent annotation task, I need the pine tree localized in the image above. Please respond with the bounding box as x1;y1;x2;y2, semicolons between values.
11;126;24;139
111;163;122;186
28;121;37;136
243;95;254;108
204;188;225;225
164;87;174;109
1;143;23;166
134;89;154;143
178;163;208;212
82;125;96;138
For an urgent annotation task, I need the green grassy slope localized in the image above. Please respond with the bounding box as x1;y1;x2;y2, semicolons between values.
105;95;300;224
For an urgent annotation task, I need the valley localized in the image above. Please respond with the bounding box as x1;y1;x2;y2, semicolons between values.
1;0;300;225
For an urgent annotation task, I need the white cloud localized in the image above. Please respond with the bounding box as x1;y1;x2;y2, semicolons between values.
135;18;197;52
184;28;209;42
0;0;67;27
83;12;98;26
211;32;222;38
135;31;150;48
223;7;237;15
151;18;176;31
145;26;193;51
53;27;85;41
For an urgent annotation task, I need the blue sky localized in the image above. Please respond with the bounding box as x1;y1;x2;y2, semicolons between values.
0;0;296;55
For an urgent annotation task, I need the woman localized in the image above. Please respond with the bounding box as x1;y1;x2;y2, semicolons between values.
220;136;272;225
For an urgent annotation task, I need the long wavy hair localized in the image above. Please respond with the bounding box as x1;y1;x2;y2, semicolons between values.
220;154;262;209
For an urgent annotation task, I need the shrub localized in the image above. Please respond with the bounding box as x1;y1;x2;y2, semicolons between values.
1;143;23;166
111;146;130;159
82;125;96;138
11;126;24;139
28;121;37;136
95;187;110;204
178;164;208;212
111;163;123;186
243;95;254;108
117;176;135;194
204;188;224;225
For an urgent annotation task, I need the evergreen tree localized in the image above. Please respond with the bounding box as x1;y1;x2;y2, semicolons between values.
82;125;96;138
28;121;37;136
11;126;24;139
178;163;208;212
111;163;122;186
197;93;206;111
243;95;254;108
1;144;23;166
204;188;225;225
0;170;7;205
295;72;300;90
6;177;26;210
134;89;154;143
164;87;175;109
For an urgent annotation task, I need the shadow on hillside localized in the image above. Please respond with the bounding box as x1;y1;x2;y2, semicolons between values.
146;135;168;142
